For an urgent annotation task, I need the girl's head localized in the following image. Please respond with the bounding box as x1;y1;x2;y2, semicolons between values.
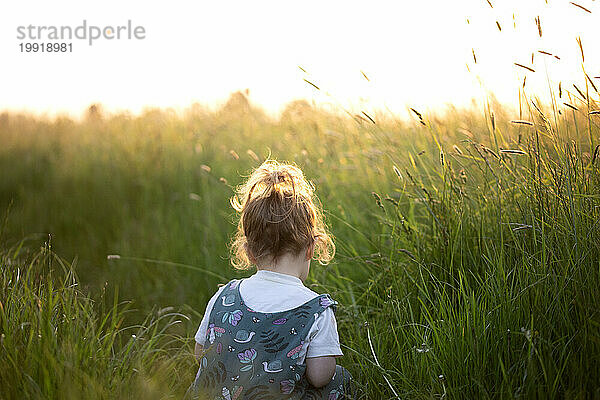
230;159;334;271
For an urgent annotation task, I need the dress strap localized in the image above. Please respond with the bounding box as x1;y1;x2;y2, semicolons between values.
226;279;241;292
316;293;338;313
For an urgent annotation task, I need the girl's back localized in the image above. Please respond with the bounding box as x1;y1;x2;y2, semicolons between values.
188;160;356;399
192;276;339;398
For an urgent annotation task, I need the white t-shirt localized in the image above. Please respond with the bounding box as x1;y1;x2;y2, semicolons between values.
194;270;343;363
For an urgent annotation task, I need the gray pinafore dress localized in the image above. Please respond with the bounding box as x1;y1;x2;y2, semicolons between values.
188;279;355;400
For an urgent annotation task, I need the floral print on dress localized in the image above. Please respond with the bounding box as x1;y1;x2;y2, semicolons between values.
189;279;351;400
319;296;336;308
237;348;257;364
280;378;295;394
221;309;243;326
237;348;257;375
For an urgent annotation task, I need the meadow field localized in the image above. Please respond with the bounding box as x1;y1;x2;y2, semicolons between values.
1;85;599;398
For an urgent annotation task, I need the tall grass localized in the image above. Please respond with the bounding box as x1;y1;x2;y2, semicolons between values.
340;94;600;397
0;82;599;398
0;235;196;399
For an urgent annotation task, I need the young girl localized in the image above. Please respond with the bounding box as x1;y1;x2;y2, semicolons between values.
188;160;355;399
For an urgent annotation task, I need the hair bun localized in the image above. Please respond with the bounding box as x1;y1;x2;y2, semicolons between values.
230;159;335;269
269;170;288;191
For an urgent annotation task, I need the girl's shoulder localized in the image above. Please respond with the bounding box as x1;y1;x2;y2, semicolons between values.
221;277;338;313
212;278;241;295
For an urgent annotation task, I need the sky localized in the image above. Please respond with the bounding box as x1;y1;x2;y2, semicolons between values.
0;0;598;119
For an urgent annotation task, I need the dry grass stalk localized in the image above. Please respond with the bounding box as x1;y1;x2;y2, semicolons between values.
585;73;598;94
353;114;369;124
515;63;535;73
511;120;534;126
246;149;260;162
483;146;500;159
362;111;376;124
592;144;600;164
559;82;562;98
538;50;559;60
535;16;542;37
564;103;579;111
531;100;545;117
304;79;320;90
576;37;585;62
500;149;527;155
570;2;592;13
573;84;586;100
410;108;426;126
371;192;383;209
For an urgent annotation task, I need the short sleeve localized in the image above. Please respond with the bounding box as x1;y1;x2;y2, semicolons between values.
305;307;343;358
194;284;228;345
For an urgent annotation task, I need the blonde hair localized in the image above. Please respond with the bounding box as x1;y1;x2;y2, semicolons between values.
230;159;335;269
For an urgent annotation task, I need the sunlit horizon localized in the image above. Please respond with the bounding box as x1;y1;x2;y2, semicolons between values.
1;0;598;120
